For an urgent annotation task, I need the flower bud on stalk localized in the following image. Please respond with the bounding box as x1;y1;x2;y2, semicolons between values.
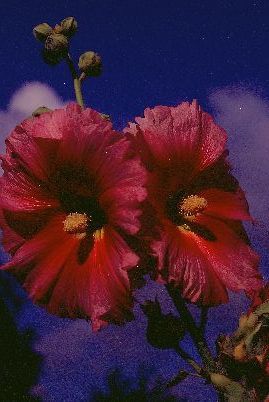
78;51;102;77
60;17;78;38
43;33;69;65
33;23;52;43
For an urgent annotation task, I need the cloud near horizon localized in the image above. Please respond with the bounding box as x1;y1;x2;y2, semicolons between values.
209;87;269;230
0;81;65;154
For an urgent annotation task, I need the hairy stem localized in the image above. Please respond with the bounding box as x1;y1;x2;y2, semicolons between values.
166;284;216;371
174;345;204;375
65;53;84;108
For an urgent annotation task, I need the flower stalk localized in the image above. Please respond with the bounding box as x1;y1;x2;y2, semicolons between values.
65;53;84;108
174;344;204;375
166;283;216;372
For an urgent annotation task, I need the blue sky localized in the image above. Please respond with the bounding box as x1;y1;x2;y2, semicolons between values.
1;1;269;400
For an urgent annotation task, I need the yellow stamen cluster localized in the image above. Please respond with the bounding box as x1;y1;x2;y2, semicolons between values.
178;223;191;233
179;195;207;218
63;212;89;234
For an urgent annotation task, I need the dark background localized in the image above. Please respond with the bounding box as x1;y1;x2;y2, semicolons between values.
0;1;269;400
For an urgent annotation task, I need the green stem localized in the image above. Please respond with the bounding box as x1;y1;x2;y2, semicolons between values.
166;284;216;372
65;53;84;108
73;77;84;108
174;345;204;375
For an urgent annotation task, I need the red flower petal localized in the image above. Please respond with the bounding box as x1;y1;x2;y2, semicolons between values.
3;124;60;182
56;105;119;168
125;100;227;182
200;188;252;221
194;215;262;295
98;146;147;234
21;107;67;140
151;222;228;305
152;214;261;305
1;213;77;283
1;215;138;330
0;168;58;212
46;226;138;330
0;209;24;254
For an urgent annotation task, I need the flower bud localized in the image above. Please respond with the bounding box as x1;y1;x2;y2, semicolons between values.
43;33;68;65
238;314;248;331
233;342;247;361
246;313;258;329
210;373;232;388
60;17;78;38
78;51;102;77
53;24;63;34
100;113;110;120
33;23;52;43
32;106;51;117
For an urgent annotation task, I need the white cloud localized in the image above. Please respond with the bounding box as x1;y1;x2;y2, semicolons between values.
209;87;269;228
0;81;65;153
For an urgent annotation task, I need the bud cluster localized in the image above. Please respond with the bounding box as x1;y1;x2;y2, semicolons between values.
33;17;78;65
33;17;102;77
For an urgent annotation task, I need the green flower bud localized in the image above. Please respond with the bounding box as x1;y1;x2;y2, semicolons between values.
43;33;69;65
78;51;102;77
53;24;63;34
32;106;51;117
60;17;78;38
246;312;259;329
210;373;232;388
33;23;52;43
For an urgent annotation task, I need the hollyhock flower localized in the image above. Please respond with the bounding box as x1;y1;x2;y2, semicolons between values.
124;100;262;305
0;104;147;330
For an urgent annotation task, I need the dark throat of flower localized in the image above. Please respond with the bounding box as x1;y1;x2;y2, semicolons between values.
60;192;107;239
165;191;215;240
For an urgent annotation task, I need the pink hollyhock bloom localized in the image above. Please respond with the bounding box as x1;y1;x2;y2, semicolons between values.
0;104;147;330
124;100;262;305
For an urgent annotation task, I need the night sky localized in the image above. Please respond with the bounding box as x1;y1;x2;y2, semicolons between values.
1;1;269;401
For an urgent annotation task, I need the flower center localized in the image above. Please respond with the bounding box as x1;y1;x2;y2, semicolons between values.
179;195;207;218
63;212;90;235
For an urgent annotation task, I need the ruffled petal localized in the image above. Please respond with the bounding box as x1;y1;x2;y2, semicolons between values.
151;222;228;305
47;226;138;330
56;105;120;168
125;100;227;182
3;124;60;182
21;107;67;140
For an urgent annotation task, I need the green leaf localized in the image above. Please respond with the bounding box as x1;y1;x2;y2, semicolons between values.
255;300;269;316
244;322;262;352
224;382;250;402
